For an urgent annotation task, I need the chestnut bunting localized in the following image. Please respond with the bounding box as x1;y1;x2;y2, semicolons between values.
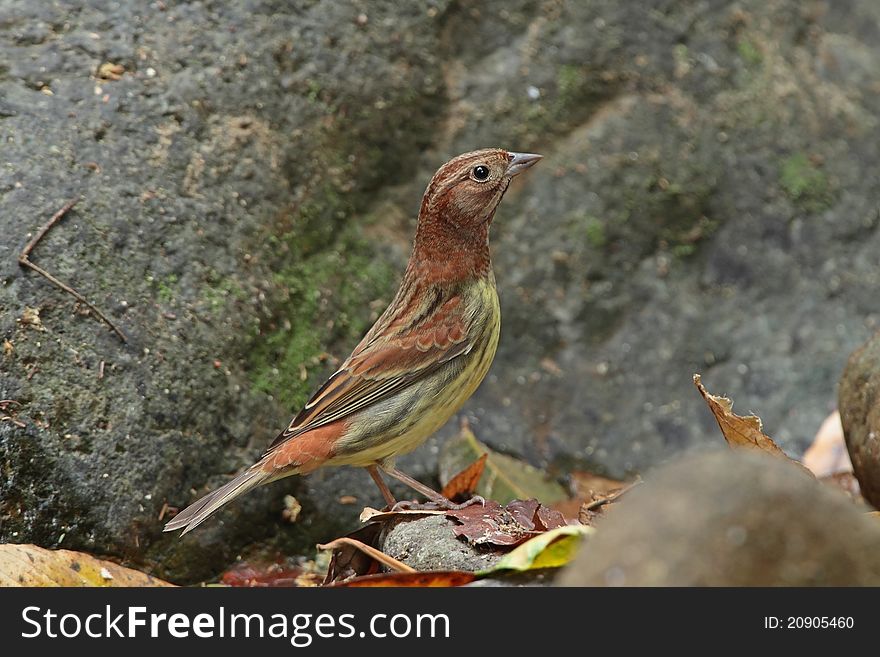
165;148;541;535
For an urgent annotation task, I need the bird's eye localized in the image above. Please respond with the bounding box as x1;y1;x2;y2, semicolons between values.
472;165;490;182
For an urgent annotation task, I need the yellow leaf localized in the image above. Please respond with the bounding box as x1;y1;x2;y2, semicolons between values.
480;525;593;574
0;544;174;587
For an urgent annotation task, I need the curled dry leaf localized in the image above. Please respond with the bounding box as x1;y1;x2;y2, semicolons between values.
441;453;488;502
322;523;384;585
439;424;568;505
693;374;811;474
318;537;415;574
0;544;173;587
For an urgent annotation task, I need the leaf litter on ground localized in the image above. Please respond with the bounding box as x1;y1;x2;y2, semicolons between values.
439;420;568;505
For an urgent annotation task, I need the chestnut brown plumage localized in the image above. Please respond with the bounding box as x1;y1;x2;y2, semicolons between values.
165;148;541;535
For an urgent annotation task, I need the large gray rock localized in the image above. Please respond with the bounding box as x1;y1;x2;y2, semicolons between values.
558;450;880;586
2;0;880;583
0;0;446;582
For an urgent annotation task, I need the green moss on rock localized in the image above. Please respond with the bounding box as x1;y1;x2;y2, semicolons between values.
779;153;834;212
737;39;763;67
246;180;396;412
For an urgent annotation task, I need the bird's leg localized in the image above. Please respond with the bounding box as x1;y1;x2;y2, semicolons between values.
380;464;485;511
366;464;398;508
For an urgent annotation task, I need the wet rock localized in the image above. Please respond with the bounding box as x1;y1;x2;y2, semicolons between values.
558;450;880;586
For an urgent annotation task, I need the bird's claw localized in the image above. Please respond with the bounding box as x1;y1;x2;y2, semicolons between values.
440;495;486;510
389;495;485;512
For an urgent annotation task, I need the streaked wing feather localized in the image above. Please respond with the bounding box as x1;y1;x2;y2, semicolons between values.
266;291;471;451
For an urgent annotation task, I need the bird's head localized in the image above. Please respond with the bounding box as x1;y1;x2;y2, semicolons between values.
419;148;542;229
410;148;541;281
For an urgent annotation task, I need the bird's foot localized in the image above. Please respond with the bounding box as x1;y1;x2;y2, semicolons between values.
440;495;486;511
390;495;485;512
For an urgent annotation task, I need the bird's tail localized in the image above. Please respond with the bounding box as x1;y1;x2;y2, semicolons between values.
163;466;272;536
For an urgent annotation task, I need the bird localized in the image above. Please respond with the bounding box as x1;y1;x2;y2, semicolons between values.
164;148;542;535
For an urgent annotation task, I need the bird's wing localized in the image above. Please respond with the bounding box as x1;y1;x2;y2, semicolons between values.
265;292;474;451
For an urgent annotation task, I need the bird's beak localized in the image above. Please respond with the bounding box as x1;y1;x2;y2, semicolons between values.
506;152;543;177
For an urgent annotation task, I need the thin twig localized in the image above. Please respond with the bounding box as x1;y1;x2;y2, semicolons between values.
0;415;26;428
18;197;127;343
581;476;644;512
317;537;416;573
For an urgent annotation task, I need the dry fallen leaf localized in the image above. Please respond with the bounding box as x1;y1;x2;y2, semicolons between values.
318;537;414;575
441;453;488;502
694;374;810;474
446;498;567;547
439;424;568;505
0;544;173;587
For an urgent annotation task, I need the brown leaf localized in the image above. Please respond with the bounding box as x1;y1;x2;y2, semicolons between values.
0;544;173;587
329;570;477;587
441;453;488;502
694;374;810;473
446;499;567;547
439;425;568;505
